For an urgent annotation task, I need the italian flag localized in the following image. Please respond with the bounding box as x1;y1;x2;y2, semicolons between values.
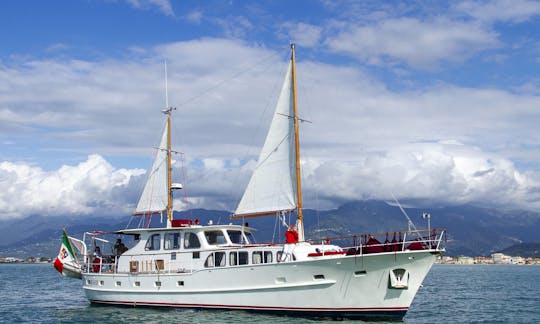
53;230;77;274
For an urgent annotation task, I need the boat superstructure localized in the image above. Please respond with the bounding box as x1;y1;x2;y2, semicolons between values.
55;44;446;320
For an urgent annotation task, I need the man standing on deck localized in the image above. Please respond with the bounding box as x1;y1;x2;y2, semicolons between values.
281;225;298;262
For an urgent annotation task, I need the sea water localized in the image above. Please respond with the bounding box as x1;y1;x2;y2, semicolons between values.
1;263;539;323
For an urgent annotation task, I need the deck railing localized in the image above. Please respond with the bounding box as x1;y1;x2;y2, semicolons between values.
82;228;445;275
307;228;446;255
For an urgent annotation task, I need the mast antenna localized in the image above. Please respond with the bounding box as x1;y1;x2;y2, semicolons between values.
164;60;169;108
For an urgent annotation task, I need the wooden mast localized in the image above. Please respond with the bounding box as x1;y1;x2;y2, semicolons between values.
290;43;305;241
165;108;173;227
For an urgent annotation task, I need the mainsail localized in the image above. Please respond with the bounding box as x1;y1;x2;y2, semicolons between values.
134;122;169;215
234;61;298;217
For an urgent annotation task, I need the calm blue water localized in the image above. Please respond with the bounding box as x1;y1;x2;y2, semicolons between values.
1;263;539;323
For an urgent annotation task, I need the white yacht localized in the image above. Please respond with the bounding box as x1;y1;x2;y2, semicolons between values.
54;44;445;320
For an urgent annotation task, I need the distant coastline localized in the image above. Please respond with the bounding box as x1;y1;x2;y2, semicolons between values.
438;253;540;265
0;257;51;264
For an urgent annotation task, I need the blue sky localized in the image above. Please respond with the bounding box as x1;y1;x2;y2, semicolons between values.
1;0;540;219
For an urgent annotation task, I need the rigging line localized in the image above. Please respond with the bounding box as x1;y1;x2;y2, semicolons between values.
391;193;422;240
179;152;191;219
176;50;283;109
272;213;279;244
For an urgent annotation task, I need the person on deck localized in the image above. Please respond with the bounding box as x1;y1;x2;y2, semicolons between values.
114;239;128;256
92;246;102;273
93;246;102;258
285;225;299;244
281;225;298;262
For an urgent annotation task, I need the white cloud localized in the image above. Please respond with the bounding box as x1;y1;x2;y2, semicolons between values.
125;0;174;16
280;22;322;47
212;15;254;38
1;38;540;219
325;17;499;69
1;143;538;220
301;143;540;210
185;10;203;24
0;155;145;219
457;0;540;23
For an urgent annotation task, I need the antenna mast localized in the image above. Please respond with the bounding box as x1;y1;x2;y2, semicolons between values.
165;60;169;108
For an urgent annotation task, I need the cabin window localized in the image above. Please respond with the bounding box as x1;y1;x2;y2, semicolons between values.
227;230;244;244
145;234;161;251
264;251;273;263
184;232;201;249
239;251;248;265
204;230;226;245
215;252;225;267
205;254;214;267
204;252;226;268
164;232;180;250
252;251;273;264
252;251;263;264
229;251;248;266
245;232;255;244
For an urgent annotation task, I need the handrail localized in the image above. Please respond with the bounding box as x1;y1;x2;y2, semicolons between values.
82;228;445;275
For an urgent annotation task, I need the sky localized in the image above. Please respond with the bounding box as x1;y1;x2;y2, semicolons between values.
1;0;540;220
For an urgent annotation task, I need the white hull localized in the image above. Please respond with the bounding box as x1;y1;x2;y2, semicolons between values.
83;249;437;320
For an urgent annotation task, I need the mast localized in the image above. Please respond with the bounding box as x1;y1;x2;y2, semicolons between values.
290;43;305;241
164;61;174;228
133;63;178;224
164;108;174;227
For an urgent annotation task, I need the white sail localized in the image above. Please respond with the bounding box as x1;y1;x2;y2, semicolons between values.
235;62;297;216
134;122;169;215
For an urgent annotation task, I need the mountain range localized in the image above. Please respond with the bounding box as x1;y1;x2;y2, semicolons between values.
1;200;539;259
